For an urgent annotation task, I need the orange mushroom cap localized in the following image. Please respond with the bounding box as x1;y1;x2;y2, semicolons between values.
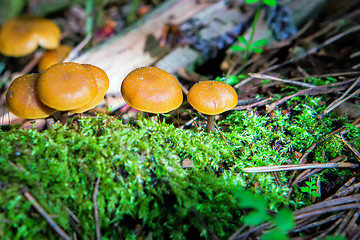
69;64;109;113
37;62;98;111
187;81;238;115
0;16;61;57
121;66;183;113
6;73;56;119
38;45;72;71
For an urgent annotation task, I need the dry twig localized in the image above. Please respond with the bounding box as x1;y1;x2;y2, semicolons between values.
242;162;357;173
93;178;101;240
23;191;72;240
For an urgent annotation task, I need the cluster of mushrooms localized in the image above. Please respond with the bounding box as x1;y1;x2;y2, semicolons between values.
0;16;72;71
2;17;238;131
6;62;109;124
6;65;237;131
121;66;238;132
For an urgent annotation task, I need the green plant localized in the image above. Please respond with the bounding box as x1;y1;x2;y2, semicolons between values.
234;189;295;239
230;0;277;65
300;177;320;198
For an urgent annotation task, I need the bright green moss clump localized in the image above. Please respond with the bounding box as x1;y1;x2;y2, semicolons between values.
0;115;244;239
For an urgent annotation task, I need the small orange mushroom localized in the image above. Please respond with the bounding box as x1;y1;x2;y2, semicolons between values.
6;73;56;119
121;66;183;115
187;81;238;132
69;64;109;113
0;16;61;57
37;62;98;124
38;45;72;71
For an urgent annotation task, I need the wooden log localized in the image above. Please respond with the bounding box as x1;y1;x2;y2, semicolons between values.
73;0;217;95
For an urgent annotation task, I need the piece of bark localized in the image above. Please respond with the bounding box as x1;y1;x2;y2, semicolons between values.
73;0;216;95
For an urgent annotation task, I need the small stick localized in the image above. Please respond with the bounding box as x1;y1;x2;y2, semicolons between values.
292;156;345;186
63;34;93;62
249;73;316;88
215;124;236;159
336;134;360;161
232;98;271;111
289;71;360;81
242;163;358;173
334;209;357;235
320;76;360;118
293;212;345;233
93;178;101;240
242;162;357;173
266;79;355;113
23;191;71;240
20;50;44;75
341;210;360;235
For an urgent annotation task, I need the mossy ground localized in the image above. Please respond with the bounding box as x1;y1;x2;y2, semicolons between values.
0;96;359;239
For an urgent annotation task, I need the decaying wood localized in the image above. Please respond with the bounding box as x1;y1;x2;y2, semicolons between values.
73;0;218;95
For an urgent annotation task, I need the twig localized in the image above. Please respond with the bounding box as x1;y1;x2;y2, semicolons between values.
294;194;360;216
93;178;101;240
292;212;345;233
295;203;360;220
334;209;357;235
20;50;44;75
287;122;351;187
215;124;236;159
320;76;360;118
266;78;356;112
64;34;93;62
249;73;316;88
289;71;360;81
292;156;346;186
336;134;360;161
316;217;343;239
341;210;359;235
232;98;271;111
329;182;360;200
242;162;357;173
23;191;72;240
304;9;360;42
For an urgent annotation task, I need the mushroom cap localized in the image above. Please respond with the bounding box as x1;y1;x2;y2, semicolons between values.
187;81;238;115
6;73;56;119
0;16;61;57
38;45;72;71
121;66;183;113
69;64;109;113
37;62;98;111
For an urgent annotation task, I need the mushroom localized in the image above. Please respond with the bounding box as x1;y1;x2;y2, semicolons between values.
69;64;109;113
37;62;98;124
0;16;61;57
6;73;56;119
38;45;72;71
187;81;238;132
120;66;183;118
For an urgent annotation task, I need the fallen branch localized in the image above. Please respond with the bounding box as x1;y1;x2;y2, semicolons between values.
93;178;101;240
23;191;72;240
242;162;357;173
266;78;356;112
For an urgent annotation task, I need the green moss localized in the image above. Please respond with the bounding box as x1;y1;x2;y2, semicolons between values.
1;96;359;239
0;115;243;239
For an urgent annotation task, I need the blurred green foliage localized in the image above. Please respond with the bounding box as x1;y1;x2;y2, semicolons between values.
0;0;25;25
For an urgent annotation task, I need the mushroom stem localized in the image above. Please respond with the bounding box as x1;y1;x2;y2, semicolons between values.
60;111;68;125
45;116;55;127
148;112;158;122
207;115;216;132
